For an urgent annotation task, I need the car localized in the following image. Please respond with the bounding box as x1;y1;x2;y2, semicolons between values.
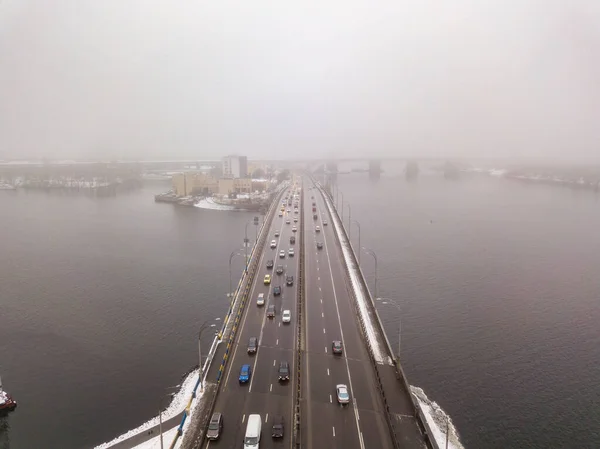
289;236;295;244
264;274;271;285
267;304;276;318
294;210;298;214
273;286;282;296
274;231;280;237
282;309;291;323
316;242;323;249
288;248;294;256
278;212;283;217
285;219;291;224
239;364;252;383
266;259;274;269
270;240;277;249
248;337;258;354
292;226;297;232
336;384;350;404
315;226;320;232
271;415;284;438
279;250;285;258
293;217;298;223
256;293;265;306
323;220;328;226
332;340;343;355
311;196;314;199
276;265;284;275
313;214;318;220
278;361;290;381
286;275;294;286
287;209;290;213
206;412;223;440
312;202;316;207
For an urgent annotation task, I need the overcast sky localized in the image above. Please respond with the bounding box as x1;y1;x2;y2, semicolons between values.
1;1;599;161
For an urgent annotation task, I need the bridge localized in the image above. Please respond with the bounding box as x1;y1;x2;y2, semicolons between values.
179;173;436;449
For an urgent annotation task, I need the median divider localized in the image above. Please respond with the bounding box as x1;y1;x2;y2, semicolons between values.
292;180;305;448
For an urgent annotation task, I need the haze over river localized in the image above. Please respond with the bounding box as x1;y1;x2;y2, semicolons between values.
2;164;600;448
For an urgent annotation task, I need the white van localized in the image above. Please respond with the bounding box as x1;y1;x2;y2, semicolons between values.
244;414;262;448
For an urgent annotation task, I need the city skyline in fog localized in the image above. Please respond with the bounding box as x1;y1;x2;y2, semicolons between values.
1;1;599;162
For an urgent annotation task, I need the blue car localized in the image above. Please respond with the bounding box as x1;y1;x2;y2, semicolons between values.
239;364;251;383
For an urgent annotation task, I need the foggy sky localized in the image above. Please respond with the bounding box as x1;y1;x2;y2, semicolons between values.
1;0;599;161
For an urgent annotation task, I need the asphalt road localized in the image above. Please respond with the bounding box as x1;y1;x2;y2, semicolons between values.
204;182;301;449
301;178;395;449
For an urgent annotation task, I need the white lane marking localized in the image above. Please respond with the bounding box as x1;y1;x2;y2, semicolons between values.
327;368;330;376
325;346;328;353
323;328;326;334
329;394;332;403
265;413;269;423
360;432;365;448
318;277;320;281
317;267;319;271
322;312;324;318
320;298;323;303
270;383;273;392
276;338;279;345
242;414;246;423
273;359;276;366
319;287;322;291
333;427;336;437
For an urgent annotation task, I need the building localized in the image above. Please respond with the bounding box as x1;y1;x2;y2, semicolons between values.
222;155;248;178
172;172;253;197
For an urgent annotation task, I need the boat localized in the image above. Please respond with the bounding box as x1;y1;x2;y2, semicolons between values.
0;375;17;413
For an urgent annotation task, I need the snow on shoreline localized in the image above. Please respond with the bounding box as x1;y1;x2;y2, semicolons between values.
94;368;203;449
320;186;389;364
412;386;464;449
194;197;239;211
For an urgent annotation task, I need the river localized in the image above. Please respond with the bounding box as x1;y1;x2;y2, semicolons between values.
1;168;599;448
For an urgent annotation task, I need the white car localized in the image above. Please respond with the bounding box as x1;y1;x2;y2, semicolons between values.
256;293;265;306
279;250;286;258
282;309;291;323
323;220;328;226
336;384;350;404
270;240;277;248
279;212;283;217
288;248;294;256
292;226;297;233
286;219;291;224
315;226;320;233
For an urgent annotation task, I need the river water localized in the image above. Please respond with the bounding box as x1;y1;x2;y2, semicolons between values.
1;169;599;449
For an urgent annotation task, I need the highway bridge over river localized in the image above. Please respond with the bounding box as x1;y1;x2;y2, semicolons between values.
183;174;436;449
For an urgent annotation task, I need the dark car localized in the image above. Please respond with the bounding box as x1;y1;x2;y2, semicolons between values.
272;415;284;438
286;275;294;286
206;412;223;440
276;265;284;275
313;214;318;220
290;235;295;244
316;242;323;249
266;259;274;269
273;286;282;296
278;361;290;381
267;305;276;318
247;337;258;354
332;340;343;355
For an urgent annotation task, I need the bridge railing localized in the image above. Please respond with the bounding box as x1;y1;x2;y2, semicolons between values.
293;179;305;448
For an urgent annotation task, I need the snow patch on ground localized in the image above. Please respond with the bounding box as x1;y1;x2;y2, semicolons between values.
94;369;204;449
412;386;464;449
194;197;238;211
320;187;388;364
129;427;180;449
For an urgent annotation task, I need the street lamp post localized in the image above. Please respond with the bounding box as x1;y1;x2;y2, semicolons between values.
339;191;344;221
347;204;352;237
159;384;181;449
351;220;361;265
362;247;378;300
375;297;401;360
244;222;251;273
198;320;218;393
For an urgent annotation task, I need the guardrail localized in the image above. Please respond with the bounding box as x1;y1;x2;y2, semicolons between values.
315;178;438;449
191;184;288;448
293;180;305;448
